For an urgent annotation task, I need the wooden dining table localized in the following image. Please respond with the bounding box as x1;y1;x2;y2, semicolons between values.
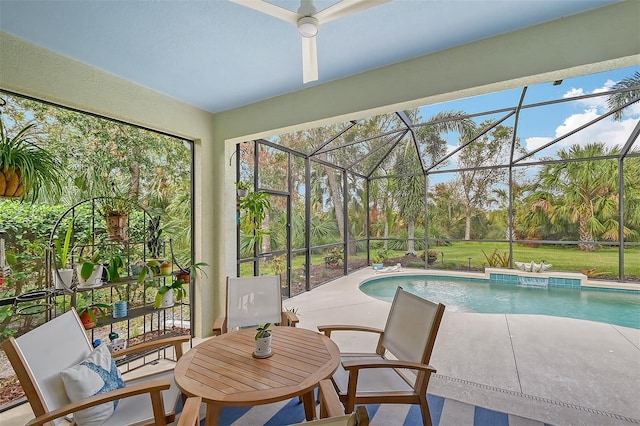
174;326;341;425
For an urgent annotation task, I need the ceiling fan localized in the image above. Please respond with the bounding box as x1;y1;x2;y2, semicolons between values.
230;0;391;83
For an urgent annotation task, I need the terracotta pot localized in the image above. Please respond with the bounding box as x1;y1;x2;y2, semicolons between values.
79;309;96;329
177;272;190;282
105;214;128;241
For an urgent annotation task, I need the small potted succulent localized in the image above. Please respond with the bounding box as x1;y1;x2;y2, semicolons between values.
253;323;273;358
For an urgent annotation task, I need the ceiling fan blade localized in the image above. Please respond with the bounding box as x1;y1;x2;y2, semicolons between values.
314;0;391;24
301;36;318;83
229;0;299;24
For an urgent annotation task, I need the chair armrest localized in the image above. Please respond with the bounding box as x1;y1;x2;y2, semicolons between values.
177;396;202;426
25;379;171;426
212;316;226;335
317;325;384;337
318;379;345;418
342;358;437;375
282;310;299;327
317;325;385;355
116;335;190;360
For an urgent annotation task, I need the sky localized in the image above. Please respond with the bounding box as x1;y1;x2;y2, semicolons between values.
418;64;640;161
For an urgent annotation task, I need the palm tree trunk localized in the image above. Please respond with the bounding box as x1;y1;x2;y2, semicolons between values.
407;220;416;255
325;166;356;255
578;217;595;251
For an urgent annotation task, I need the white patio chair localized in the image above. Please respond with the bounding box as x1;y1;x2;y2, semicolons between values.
318;287;445;426
212;275;298;335
2;308;188;426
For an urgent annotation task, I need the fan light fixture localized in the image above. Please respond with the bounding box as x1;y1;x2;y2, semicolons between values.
297;17;319;38
231;0;391;83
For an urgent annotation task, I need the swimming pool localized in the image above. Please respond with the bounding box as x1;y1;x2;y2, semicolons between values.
360;275;640;329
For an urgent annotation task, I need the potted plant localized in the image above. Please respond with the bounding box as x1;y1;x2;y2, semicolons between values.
253;323;272;358
371;249;388;270
427;249;438;265
159;260;173;276
97;194;136;242
76;253;105;288
77;303;111;329
239;190;271;247
0;117;62;200
176;261;209;283
235;181;251;198
154;278;187;309
53;219;74;290
105;253;125;283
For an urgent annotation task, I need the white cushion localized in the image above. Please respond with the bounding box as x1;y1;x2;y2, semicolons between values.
60;344;125;426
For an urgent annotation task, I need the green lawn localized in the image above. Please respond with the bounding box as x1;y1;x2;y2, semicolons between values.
408;242;639;278
242;242;639;280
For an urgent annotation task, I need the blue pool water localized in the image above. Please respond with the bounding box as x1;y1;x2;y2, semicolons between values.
360;276;640;329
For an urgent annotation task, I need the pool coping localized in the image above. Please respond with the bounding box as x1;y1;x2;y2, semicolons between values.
361;267;640;292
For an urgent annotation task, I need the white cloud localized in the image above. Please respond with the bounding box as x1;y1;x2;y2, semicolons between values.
525;136;553;151
554;110;638;150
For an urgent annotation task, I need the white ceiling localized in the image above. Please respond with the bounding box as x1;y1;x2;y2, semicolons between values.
0;0;620;113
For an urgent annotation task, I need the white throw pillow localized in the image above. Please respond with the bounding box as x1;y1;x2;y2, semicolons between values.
60;344;125;426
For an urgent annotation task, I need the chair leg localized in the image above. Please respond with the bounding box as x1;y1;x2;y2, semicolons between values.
419;394;432;426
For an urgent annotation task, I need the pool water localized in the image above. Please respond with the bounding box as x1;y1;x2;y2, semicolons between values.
360;276;640;329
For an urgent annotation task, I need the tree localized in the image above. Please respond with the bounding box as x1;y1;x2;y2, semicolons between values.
394;111;475;254
456;122;523;240
531;143;639;250
606;71;640;120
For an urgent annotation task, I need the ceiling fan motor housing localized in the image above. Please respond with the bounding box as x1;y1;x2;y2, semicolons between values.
297;16;319;38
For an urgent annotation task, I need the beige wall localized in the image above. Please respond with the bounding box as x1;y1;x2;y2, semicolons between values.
1;1;638;337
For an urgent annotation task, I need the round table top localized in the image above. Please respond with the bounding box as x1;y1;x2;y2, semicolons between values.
174;326;341;406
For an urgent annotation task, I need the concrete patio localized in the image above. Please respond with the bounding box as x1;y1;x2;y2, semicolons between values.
283;268;640;426
1;267;638;425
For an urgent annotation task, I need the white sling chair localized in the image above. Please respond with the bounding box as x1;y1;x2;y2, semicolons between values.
212;275;298;335
2;308;188;426
318;287;445;426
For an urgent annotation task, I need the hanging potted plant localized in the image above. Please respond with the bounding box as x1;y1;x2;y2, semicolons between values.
0;116;62;200
239;190;271;248
235;181;251;198
253;323;273;358
98;195;135;242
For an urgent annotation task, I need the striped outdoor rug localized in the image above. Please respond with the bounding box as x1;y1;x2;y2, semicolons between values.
180;394;552;425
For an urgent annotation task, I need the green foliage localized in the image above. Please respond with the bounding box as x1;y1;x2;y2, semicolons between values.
77;302;111;325
371;248;389;263
154;279;187;308
482;248;511;267
0;116;62;200
323;247;343;265
235;181;251;190
255;323;271;340
54;218;74;268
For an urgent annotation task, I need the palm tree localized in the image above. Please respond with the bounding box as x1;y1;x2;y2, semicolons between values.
394;111;475;254
606;71;640;120
534;143;634;250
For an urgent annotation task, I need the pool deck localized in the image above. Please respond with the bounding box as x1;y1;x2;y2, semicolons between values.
283;268;640;425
